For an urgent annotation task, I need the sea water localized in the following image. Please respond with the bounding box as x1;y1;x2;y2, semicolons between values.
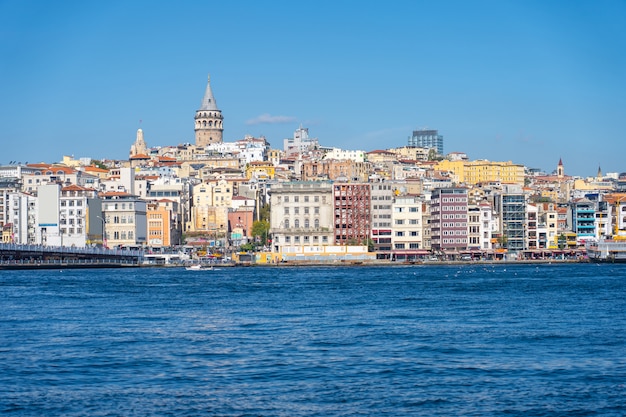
1;263;625;416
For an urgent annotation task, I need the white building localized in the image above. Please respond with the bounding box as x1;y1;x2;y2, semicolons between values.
391;195;426;260
269;181;334;254
283;126;319;157
322;148;366;163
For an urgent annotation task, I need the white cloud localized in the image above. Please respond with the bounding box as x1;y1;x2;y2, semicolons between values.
246;113;297;125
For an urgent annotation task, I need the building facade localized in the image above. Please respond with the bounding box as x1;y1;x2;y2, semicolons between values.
430;187;469;253
333;183;371;246
269;181;334;254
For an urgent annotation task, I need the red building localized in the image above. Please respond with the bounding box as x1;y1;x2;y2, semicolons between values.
333;183;371;245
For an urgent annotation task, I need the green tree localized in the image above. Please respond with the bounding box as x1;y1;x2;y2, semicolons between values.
91;160;108;170
259;203;271;222
251;220;270;246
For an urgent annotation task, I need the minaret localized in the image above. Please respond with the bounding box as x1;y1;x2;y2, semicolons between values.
557;158;564;179
195;74;223;146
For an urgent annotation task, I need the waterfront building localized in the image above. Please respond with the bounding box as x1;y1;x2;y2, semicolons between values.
569;197;597;245
59;184;103;247
187;180;230;239
535;202;559;249
333;182;371;246
101;192;147;248
467;204;481;251
603;193;626;240
494;187;526;254
228;204;255;246
147;202;174;247
1;182;36;245
430;187;469;254
33;183;101;247
195;74;223;146
269;181;334;254
526;203;540;250
391;194;426;261
370;181;394;258
408;129;444;156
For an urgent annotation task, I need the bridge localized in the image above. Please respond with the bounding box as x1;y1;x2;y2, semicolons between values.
0;243;143;270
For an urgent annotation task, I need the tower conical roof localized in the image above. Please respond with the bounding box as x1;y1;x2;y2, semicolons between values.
199;74;218;111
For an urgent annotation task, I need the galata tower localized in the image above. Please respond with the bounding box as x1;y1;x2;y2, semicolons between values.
195;74;223;146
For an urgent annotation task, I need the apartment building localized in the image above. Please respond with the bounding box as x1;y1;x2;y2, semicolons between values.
430;187;469;253
370;181;394;258
333;183;371;246
391;195;426;261
101;192;147;247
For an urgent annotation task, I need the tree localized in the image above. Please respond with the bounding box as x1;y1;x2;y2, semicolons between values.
91;160;108;170
251;220;270;246
259;203;271;222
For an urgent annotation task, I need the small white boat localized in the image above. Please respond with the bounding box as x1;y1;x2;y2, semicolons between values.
185;264;214;271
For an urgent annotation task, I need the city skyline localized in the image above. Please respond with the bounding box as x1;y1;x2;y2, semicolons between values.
1;1;624;177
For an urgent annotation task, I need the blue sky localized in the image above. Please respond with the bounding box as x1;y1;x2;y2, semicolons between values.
1;0;624;177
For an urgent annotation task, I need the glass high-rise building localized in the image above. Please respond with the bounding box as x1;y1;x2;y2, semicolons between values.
408;129;444;155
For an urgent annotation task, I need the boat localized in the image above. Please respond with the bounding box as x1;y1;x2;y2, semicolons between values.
586;239;626;263
185;264;215;271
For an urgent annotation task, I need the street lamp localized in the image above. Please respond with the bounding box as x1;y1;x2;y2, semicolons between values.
97;216;107;248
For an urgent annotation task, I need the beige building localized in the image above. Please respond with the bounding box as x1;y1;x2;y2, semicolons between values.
387;146;430;161
101;192;147;248
187;180;232;237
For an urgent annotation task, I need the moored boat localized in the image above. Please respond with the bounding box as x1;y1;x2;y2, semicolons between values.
586;239;626;263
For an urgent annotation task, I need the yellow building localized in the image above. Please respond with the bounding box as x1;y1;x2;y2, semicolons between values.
245;161;275;180
147;203;171;247
436;159;525;186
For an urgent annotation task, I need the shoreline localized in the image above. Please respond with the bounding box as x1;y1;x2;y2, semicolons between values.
2;258;592;270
